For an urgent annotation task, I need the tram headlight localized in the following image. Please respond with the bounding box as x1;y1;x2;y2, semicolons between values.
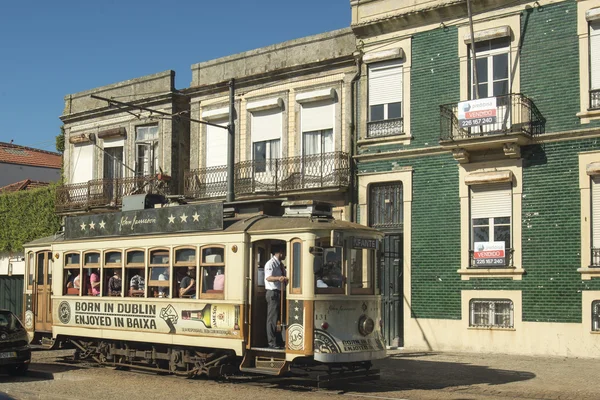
358;315;375;336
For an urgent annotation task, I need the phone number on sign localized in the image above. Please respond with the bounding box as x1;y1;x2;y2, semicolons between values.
475;258;505;266
459;117;496;127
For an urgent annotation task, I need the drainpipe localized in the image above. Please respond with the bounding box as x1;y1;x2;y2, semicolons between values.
227;79;235;203
349;51;363;223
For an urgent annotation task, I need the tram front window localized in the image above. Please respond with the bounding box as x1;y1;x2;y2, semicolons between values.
350;248;375;295
313;241;344;292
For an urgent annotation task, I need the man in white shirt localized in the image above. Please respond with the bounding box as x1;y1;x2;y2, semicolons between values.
264;247;288;349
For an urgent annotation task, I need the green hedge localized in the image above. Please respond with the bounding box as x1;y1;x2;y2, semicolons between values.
0;186;61;252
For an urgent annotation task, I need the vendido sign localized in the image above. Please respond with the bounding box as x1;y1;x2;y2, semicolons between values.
64;203;223;240
457;97;498;128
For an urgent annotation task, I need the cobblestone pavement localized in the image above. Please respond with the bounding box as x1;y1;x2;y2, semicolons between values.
0;349;598;400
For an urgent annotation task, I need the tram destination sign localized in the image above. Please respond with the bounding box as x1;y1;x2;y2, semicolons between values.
64;203;223;240
352;237;378;249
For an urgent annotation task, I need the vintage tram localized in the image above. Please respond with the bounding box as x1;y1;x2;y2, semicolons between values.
22;199;385;378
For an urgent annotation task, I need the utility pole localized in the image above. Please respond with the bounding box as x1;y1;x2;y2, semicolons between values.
467;0;480;100
227;79;235;203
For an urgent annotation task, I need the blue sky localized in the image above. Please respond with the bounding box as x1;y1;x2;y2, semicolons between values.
0;1;350;152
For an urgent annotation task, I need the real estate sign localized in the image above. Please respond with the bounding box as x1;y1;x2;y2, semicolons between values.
458;97;497;128
473;241;506;267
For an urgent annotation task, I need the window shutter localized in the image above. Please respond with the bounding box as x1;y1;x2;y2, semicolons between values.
592;177;600;247
301;99;334;132
591;22;600;90
368;59;402;106
470;183;512;219
72;143;94;184
251;108;282;142
206;119;228;168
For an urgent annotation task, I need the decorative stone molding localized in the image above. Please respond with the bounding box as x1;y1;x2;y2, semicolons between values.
452;148;470;163
246;97;284;112
295;88;336;104
463;26;511;43
363;48;404;64
464;170;513;186
201;107;229;121
586;161;600;176
97;127;126;140
503;143;521;158
586;7;600;21
69;133;93;144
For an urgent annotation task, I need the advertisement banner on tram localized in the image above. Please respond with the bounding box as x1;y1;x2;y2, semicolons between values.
54;299;241;338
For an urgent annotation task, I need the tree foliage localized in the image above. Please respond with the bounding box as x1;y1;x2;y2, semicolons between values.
56;126;65;153
0;186;61;252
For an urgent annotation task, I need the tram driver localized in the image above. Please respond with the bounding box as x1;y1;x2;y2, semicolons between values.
264;246;287;349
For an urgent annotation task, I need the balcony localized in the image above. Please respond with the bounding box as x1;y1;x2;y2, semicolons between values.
366;117;403;139
55;175;170;214
184;151;350;200
439;93;545;163
591;89;600;111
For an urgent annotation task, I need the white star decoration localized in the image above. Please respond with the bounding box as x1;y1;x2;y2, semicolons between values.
192;212;200;222
168;215;175;224
99;220;106;229
80;222;86;231
89;221;95;230
294;307;299;312
294;315;299;320
180;213;188;223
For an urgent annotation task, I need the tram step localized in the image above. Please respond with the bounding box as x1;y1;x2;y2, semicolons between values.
239;367;283;376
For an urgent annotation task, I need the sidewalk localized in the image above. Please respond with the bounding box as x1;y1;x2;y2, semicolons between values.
367;349;600;400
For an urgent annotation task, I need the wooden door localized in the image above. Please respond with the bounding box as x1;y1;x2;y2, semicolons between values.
34;251;53;332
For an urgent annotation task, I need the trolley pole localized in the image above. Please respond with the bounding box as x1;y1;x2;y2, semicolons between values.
227;79;235;203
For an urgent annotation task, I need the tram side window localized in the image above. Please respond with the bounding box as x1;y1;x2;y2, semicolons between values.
27;252;34;289
173;248;196;298
149;249;170;298
84;252;101;296
104;251;123;297
314;239;344;293
350;248;374;294
291;240;302;294
200;246;225;298
126;250;146;297
64;253;81;296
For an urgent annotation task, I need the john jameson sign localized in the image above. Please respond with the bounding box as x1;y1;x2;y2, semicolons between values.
64;203;223;240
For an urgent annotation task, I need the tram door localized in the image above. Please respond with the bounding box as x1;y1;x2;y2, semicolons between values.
249;240;286;348
34;251;53;332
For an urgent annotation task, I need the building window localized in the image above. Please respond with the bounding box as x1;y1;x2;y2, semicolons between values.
253;139;280;173
470;183;512;268
369;182;403;229
368;59;403;137
468;37;510;99
590;21;600;110
469;299;514;328
205;119;228;168
593;300;600;331
592;177;600;266
135;125;158;176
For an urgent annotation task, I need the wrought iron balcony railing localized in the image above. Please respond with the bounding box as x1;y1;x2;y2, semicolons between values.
591;89;600;111
590;247;600;267
469;248;514;269
440;93;545;142
366;117;403;138
55;175;170;213
184;151;350;200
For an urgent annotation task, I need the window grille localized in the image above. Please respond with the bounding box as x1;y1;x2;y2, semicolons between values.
369;182;403;230
593;301;600;332
469;299;514;328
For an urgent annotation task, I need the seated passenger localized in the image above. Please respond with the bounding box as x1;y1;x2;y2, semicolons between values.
90;269;101;296
213;269;224;291
179;267;196;298
158;269;169;297
73;273;81;289
130;270;145;296
108;269;122;296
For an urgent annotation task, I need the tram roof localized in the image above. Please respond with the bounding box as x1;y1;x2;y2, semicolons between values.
23;234;64;247
228;215;382;235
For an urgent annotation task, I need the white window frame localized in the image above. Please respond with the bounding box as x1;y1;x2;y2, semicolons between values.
135;125;159;177
577;1;600;122
593;300;600;331
589;20;600;110
469;38;511;100
469;299;514;328
368;59;403;122
578;152;600;279
458;160;524;280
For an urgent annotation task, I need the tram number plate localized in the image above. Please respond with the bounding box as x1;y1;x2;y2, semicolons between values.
0;351;16;359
